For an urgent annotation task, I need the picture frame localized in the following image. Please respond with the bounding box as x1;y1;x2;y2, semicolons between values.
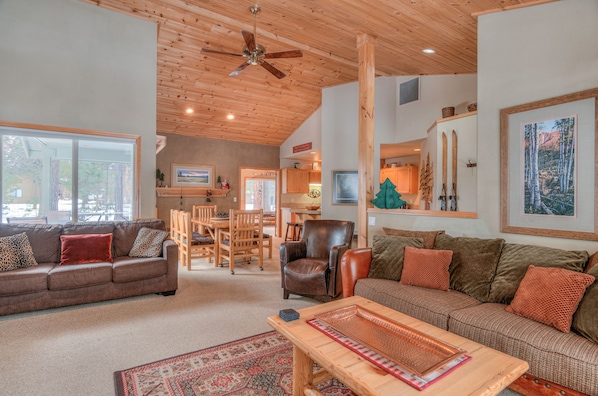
500;88;598;240
171;163;214;188
332;170;358;205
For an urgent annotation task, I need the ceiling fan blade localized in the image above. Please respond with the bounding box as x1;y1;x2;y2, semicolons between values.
201;48;244;57
241;30;256;51
263;49;303;59
260;60;286;79
229;61;251;77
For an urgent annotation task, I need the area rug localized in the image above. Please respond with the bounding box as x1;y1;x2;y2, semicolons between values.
114;331;356;396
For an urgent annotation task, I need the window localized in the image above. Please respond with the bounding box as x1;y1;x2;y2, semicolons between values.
1;124;137;224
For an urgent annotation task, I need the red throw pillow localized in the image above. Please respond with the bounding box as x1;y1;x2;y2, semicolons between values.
506;265;595;333
400;246;453;291
60;233;114;265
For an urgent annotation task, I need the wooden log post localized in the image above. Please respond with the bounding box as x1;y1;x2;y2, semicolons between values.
357;33;375;248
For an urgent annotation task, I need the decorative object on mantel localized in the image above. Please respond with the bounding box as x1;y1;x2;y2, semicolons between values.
467;103;477;112
206;189;213;202
155;169;165;187
221;179;230;189
419;153;434;210
442;106;455;118
216;176;222;189
371;179;406;209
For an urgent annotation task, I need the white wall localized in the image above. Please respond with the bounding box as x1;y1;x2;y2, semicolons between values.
476;0;598;251
321;77;397;225
395;75;477;143
279;107;322;169
369;0;598;252
0;0;158;218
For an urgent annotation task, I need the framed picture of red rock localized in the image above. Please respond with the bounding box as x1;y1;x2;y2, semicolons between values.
500;88;598;240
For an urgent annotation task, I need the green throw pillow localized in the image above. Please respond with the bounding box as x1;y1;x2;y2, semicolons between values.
368;235;424;281
572;265;598;343
434;233;504;302
488;243;589;304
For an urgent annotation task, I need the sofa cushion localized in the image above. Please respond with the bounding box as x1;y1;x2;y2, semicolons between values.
62;221;115;235
48;262;113;290
506;265;594;333
113;220;166;257
0;264;53;296
573;264;598;343
0;233;38;272
0;224;63;263
60;233;114;265
354;278;481;330
434;233;504;302
400;246;452;291
128;227;168;258
112;256;168;283
368;235;424;281
382;227;444;249
488;243;590;304
449;303;598;395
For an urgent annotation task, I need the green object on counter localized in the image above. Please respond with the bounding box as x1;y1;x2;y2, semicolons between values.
371;178;406;209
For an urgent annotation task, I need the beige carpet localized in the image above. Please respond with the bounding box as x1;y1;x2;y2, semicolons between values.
0;235;521;396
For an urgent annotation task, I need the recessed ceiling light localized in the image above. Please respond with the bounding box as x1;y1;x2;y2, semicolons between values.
422;48;436;54
226;114;235;120
414;148;421;152
185;108;194;114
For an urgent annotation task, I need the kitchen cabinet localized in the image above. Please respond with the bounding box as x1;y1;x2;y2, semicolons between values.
309;170;321;184
282;168;310;193
380;166;418;194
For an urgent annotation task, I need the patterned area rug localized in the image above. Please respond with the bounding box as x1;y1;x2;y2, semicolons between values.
114;331;356;396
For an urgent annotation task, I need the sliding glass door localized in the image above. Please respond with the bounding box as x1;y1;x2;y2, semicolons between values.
1;127;135;223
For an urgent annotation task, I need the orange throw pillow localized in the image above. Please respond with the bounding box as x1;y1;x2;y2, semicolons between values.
400;246;453;291
506;265;595;333
60;233;114;265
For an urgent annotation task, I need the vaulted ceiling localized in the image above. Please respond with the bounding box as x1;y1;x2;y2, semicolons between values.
81;0;550;147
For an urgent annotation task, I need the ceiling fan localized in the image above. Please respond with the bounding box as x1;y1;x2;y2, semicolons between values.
201;6;303;79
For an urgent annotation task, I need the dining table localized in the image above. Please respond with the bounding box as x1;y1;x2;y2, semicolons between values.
191;216;230;266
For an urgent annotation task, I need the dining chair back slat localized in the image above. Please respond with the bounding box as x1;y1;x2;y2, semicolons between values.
218;209;264;274
175;210;215;270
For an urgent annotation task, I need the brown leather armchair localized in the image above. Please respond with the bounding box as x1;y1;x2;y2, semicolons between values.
279;219;355;299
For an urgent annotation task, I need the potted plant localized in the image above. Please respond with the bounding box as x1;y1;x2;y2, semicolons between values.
156;169;165;187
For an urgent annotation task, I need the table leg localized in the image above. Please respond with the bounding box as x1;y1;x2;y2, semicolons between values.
214;228;221;267
293;345;313;396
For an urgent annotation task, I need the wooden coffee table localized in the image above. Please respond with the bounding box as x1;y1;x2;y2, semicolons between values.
267;296;528;396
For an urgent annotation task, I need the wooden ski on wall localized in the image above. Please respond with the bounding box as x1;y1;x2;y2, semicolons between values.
450;130;458;211
440;132;448;210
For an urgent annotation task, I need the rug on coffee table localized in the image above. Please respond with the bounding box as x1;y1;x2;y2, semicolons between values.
114;331;356;396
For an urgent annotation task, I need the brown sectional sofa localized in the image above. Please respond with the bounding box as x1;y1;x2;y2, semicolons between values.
0;219;178;316
341;232;598;396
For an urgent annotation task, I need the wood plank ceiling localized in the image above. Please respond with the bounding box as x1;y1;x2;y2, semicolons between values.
81;0;549;147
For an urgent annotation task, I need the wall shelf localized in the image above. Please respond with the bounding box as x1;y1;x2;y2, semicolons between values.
156;187;231;198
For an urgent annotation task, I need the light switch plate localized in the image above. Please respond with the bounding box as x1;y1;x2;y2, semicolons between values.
368;216;375;226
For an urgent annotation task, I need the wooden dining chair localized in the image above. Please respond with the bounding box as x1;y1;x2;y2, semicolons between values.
191;205;217;234
218;209;263;274
177;210;215;270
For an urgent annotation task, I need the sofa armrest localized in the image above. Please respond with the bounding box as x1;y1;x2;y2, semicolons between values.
340;247;372;298
163;239;179;274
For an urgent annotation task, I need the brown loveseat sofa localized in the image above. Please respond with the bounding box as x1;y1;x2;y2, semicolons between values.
341;231;598;396
0;219;178;316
